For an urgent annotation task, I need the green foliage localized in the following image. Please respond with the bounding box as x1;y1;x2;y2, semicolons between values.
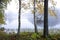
0;0;11;24
31;33;37;39
0;32;60;40
0;13;5;24
0;31;9;40
0;27;5;31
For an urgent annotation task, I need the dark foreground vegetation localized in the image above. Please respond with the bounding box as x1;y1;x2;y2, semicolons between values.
0;31;60;40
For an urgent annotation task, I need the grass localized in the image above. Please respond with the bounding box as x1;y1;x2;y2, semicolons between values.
0;29;60;40
0;31;60;40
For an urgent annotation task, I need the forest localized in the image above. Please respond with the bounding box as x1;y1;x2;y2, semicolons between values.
0;0;60;40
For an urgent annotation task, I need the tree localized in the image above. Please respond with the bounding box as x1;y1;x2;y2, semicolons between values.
21;0;57;37
34;0;38;33
21;0;57;32
44;0;48;38
17;0;21;35
0;27;5;31
0;0;11;24
21;0;57;17
0;13;5;24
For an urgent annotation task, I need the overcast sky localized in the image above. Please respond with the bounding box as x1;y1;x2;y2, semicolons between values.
3;0;60;29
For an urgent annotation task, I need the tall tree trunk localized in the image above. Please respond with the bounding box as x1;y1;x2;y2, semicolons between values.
17;0;21;35
34;0;38;33
44;0;48;38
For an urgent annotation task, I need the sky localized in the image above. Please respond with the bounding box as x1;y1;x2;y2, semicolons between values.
3;0;60;29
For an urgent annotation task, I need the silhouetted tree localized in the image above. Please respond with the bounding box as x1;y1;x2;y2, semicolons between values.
34;0;38;33
17;0;21;35
44;0;48;38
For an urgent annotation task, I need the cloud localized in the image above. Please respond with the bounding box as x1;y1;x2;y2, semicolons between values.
4;9;34;29
54;24;60;29
4;19;18;29
5;11;18;23
6;0;19;13
4;8;60;29
3;0;60;29
4;15;34;29
21;19;34;29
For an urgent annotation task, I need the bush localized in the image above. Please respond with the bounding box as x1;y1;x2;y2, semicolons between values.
0;32;60;40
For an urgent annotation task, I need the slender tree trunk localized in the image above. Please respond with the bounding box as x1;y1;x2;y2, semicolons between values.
17;0;21;35
44;0;48;38
34;0;38;33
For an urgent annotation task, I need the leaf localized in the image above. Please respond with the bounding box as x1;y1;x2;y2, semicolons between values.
50;0;56;6
48;9;57;17
0;0;11;24
36;3;44;14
